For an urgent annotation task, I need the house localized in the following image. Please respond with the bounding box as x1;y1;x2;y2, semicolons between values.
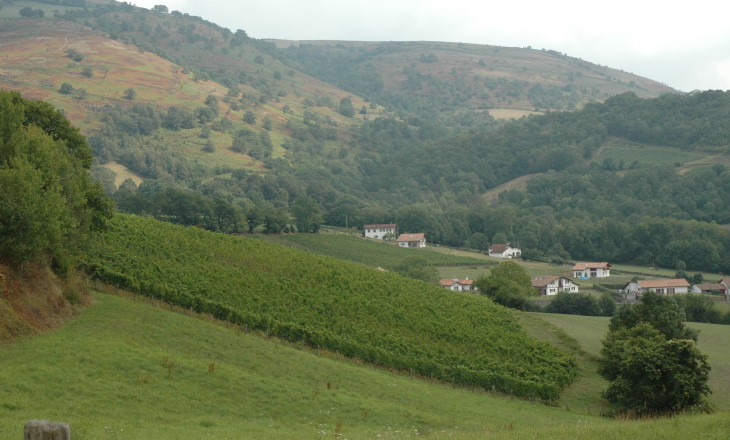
440;278;475;292
723;278;730;299
488;243;521;259
364;223;397;240
690;283;727;294
622;279;690;297
531;276;580;296
397;233;426;248
572;262;611;278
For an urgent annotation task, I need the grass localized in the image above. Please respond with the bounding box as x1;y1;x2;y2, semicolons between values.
1;292;729;439
595;144;707;166
258;233;488;269
0;292;590;439
529;313;730;410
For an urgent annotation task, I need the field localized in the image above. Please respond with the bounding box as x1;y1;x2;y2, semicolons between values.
259;233;488;269
1;293;729;439
532;313;730;409
594;144;707;166
84;215;576;400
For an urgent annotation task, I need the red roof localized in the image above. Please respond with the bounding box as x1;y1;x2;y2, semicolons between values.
364;223;396;229
440;278;473;286
637;279;690;289
397;233;425;242
693;283;726;291
572;262;611;271
489;244;510;253
531;275;560;288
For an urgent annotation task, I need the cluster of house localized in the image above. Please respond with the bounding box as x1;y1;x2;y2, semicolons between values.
363;225;730;299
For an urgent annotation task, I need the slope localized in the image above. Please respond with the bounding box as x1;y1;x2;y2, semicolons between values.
1;291;728;439
83;214;576;400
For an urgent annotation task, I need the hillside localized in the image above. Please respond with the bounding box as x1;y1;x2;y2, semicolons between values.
2;291;729;439
83;214;577;400
276;40;675;117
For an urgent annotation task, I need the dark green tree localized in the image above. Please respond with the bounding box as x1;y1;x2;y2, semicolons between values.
291;196;323;233
599;323;710;415
338;97;355;117
0;90;112;269
475;261;533;309
610;292;698;341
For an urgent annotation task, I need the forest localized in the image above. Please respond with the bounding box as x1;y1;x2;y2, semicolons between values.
90;90;730;273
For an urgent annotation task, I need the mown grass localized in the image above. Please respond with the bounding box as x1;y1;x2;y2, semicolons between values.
1;293;728;439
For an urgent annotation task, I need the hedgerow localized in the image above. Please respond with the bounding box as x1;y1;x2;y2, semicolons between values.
83;214;576;400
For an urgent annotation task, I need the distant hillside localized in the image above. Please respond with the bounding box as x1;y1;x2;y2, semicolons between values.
274;40;676;117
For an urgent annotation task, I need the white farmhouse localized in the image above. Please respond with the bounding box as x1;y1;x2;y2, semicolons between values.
488;243;521;259
397;233;426;248
364;223;397;240
622;279;690;297
531;276;580;296
572;262;611;278
439;278;475;292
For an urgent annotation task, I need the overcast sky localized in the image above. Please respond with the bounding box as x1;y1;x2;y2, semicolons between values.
131;0;730;92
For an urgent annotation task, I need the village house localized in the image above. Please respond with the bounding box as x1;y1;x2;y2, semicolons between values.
397;233;426;248
439;278;475;292
531;276;580;296
363;223;397;240
572;262;611;278
690;283;727;294
488;243;521;259
723;278;730;299
622;278;690;297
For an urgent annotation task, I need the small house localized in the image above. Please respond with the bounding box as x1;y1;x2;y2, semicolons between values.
690;283;727;294
531;276;580;296
397;233;426;248
440;278;475;292
572;262;611;279
364;223;397;240
622;279;690;297
488;243;521;259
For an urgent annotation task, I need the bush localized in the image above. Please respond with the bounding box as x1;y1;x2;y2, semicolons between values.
545;293;601;316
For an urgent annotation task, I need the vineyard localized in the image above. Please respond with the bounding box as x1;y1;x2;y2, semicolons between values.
596;145;706;166
260;233;488;268
83;214;577;400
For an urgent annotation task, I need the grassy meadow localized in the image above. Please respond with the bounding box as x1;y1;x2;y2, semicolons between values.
1;293;729;439
259;233;488;269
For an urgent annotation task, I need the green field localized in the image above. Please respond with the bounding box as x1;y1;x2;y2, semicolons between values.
595;144;706;166
1;293;729;439
259;233;488;269
531;313;730;409
84;215;575;400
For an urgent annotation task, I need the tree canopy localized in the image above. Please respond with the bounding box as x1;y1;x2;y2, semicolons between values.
0;90;112;270
598;293;710;415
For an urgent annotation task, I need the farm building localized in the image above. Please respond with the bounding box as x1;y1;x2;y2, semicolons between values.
572;262;611;278
364;223;397;240
488;243;521;259
440;278;475;292
622;278;690;298
690;283;727;294
397;233;426;248
531;276;580;296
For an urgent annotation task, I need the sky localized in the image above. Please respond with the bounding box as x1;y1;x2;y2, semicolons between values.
131;0;730;92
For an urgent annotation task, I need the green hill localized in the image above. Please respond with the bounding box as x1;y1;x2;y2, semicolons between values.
83;214;576;400
1;291;728;439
